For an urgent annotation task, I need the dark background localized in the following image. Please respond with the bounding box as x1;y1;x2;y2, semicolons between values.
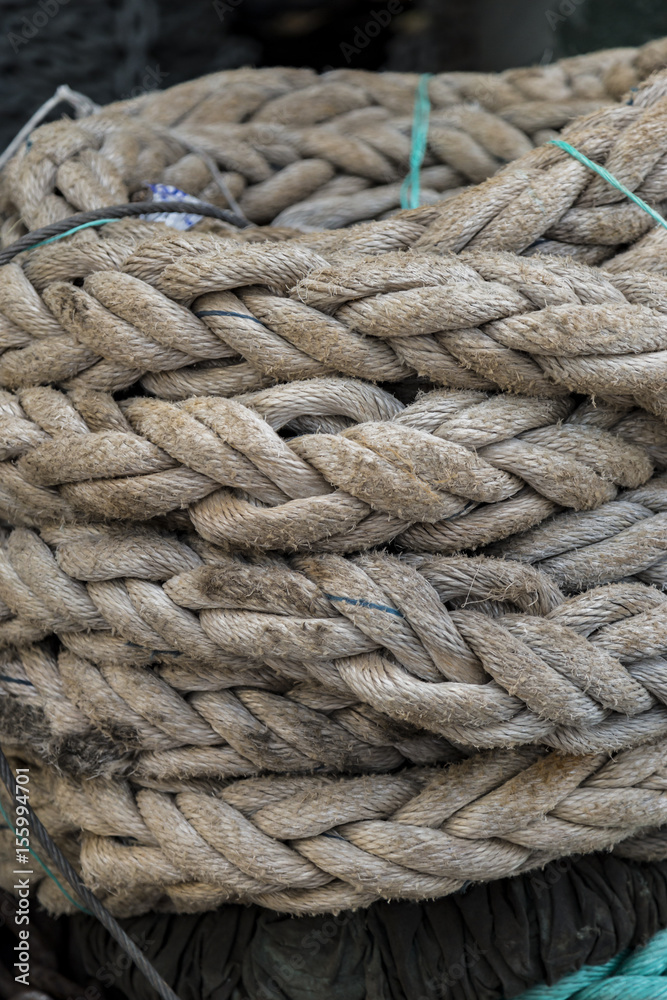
3;0;667;149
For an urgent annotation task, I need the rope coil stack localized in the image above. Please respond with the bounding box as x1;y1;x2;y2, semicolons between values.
2;37;667;238
0;52;667;930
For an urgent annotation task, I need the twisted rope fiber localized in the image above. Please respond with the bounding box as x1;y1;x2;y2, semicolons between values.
411;68;667;263
0;644;463;782
489;474;667;592
516;926;667;998
2;48;667;933
3;244;667;422
0;376;661;554
1;525;667;755
0;747;182;1000
10;737;667;916
5;43;666;236
6;51;667;253
552;137;667;234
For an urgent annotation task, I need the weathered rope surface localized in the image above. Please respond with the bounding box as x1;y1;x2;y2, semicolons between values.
2;246;667;421
2;46;667;926
0;377;660;552
413;67;667;264
6;739;667;915
3;40;667;236
1;530;667;755
490;474;667;592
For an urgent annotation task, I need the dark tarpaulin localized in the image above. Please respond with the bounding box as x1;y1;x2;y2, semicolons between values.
69;855;667;1000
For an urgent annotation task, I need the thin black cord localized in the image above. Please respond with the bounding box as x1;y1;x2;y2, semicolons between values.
0;747;182;1000
0;199;251;266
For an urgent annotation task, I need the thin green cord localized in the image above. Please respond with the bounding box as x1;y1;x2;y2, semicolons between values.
0;793;91;914
24;218;118;253
401;73;433;211
550;138;667;231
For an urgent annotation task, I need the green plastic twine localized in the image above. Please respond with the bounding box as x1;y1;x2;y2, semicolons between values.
24;218;118;253
550;138;667;231
400;73;433;211
0;793;91;914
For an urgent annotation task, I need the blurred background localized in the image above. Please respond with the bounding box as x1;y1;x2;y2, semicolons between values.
3;0;667;149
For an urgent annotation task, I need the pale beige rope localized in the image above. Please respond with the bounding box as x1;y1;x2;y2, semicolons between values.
5;43;666;235
1;247;667;419
10;739;667;915
5;51;667;261
489;473;667;592
0;379;657;551
411;69;667;263
1;524;666;753
0;641;461;783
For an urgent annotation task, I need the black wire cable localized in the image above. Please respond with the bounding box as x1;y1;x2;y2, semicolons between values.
0;746;182;1000
0;199;251;266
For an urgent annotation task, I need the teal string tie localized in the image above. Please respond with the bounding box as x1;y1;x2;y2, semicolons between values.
513;926;667;998
550;138;667;231
24;218;118;253
400;72;433;211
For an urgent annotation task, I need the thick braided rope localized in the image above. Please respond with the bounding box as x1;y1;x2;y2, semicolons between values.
413;68;667;264
1;525;667;754
4;42;666;235
489;474;667;592
2;382;663;583
0;638;463;782
10;738;667;916
0;82;577;234
0;378;659;551
3;243;667;420
516;926;667;999
6;57;667;263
